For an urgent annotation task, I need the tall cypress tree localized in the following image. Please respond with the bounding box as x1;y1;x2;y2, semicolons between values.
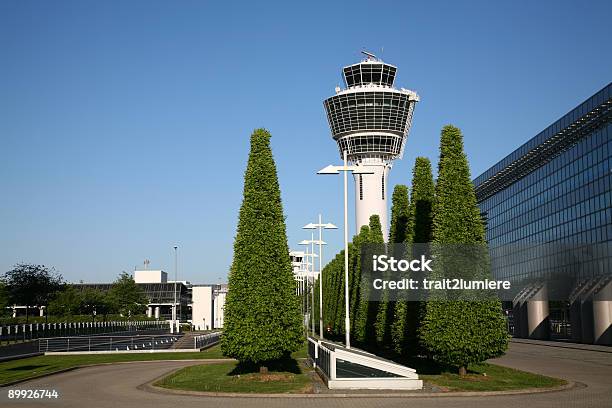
419;125;507;375
392;157;435;355
389;185;410;243
376;185;410;347
408;157;435;244
359;215;383;347
221;129;303;366
349;225;370;341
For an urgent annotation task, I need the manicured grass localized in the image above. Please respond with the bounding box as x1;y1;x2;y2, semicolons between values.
156;358;313;393
290;341;308;359
0;345;227;385
421;362;567;392
1;339;566;394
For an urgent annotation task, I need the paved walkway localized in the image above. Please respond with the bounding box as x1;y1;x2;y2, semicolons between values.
4;341;612;408
510;337;612;353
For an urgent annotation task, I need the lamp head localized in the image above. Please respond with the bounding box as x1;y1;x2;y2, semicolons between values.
317;165;340;175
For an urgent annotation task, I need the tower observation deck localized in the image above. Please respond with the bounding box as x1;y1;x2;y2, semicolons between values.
323;52;419;240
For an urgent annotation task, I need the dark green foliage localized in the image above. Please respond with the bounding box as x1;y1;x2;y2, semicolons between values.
362;215;384;346
349;226;369;340
0;281;7;316
221;129;303;364
408;157;436;244
330;249;346;335
107;272;148;318
321;251;340;334
392;157;435;355
419;125;508;373
47;286;83;317
388;185;410;244
2;264;63;307
432;126;485;244
80;287;115;317
382;185;411;346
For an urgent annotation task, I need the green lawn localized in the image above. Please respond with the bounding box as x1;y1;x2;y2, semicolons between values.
290;341;308;359
1;341;566;394
421;362;567;392
156;358;313;393
0;345;227;385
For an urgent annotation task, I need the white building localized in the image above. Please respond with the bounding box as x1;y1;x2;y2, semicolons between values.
190;284;227;330
213;285;227;329
323;52;419;240
134;269;167;284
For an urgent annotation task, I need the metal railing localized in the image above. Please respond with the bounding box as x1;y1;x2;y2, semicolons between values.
39;334;180;353
193;332;221;349
0;321;169;346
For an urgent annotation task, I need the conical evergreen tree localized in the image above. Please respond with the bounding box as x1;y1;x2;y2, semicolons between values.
349;225;370;341
408;157;435;244
221;129;303;365
376;185;410;347
419;125;507;375
392;157;435;355
360;215;383;347
388;185;410;243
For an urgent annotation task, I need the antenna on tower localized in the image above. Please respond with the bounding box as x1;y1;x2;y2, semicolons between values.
144;259;150;270
361;50;378;61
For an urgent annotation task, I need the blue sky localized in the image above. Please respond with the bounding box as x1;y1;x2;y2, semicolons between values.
1;1;610;284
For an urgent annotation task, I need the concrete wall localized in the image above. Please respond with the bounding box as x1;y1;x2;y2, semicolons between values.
134;270;167;284
214;291;226;329
191;286;213;330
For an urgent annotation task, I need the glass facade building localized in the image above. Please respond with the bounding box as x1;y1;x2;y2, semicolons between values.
474;83;612;344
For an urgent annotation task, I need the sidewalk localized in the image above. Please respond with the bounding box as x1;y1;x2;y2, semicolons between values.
510;338;612;353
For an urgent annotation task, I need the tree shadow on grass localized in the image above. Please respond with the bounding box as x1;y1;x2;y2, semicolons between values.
7;365;49;371
393;355;483;376
365;347;468;375
229;356;302;376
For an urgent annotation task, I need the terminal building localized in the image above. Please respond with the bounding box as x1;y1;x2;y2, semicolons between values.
74;269;227;330
474;83;612;345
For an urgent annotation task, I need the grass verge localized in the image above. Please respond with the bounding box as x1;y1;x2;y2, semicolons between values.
156;358;313;393
0;345;226;385
421;362;567;392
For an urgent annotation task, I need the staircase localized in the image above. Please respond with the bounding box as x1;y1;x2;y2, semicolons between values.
170;333;196;350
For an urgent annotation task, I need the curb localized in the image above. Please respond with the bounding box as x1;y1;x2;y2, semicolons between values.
510;338;612;354
141;363;577;399
0;358;235;388
0;352;43;363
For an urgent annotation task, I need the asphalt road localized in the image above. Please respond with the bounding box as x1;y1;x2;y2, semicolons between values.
3;342;611;408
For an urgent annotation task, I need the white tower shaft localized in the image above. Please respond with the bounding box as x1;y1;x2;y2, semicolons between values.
352;158;390;240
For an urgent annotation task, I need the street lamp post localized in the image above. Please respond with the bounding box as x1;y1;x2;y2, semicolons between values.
299;238;319;336
303;217;337;339
317;150;373;349
172;245;178;334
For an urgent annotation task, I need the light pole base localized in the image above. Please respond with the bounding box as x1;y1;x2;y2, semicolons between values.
345;317;351;349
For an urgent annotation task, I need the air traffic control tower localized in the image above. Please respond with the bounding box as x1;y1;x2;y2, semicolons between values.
324;52;419;240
